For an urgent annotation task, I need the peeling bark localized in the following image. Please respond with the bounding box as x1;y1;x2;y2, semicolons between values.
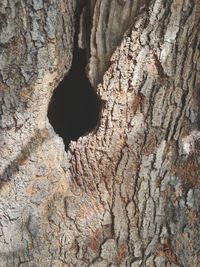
0;0;200;266
88;0;144;86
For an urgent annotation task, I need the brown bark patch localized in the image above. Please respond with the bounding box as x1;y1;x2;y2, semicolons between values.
156;239;177;264
178;158;200;188
132;94;143;114
115;242;128;265
20;87;31;100
143;135;157;156
186;210;198;225
146;53;166;78
89;229;102;251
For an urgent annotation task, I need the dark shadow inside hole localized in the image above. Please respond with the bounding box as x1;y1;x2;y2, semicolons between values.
47;48;102;150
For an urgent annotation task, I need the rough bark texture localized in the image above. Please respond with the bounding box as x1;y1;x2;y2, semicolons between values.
0;0;200;267
88;0;144;86
0;0;75;266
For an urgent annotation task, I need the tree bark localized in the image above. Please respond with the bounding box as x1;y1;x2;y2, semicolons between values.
0;0;200;266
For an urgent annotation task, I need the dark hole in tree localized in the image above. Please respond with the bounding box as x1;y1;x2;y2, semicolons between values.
47;47;102;150
48;1;102;150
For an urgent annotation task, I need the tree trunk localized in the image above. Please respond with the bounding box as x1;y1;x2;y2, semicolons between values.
0;0;200;266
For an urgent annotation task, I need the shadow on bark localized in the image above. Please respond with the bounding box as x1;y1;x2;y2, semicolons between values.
0;129;48;181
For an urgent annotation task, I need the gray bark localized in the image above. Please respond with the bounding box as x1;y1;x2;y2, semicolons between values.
0;0;200;266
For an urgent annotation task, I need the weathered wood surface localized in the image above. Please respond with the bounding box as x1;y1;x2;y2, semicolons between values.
88;0;143;86
0;0;200;266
